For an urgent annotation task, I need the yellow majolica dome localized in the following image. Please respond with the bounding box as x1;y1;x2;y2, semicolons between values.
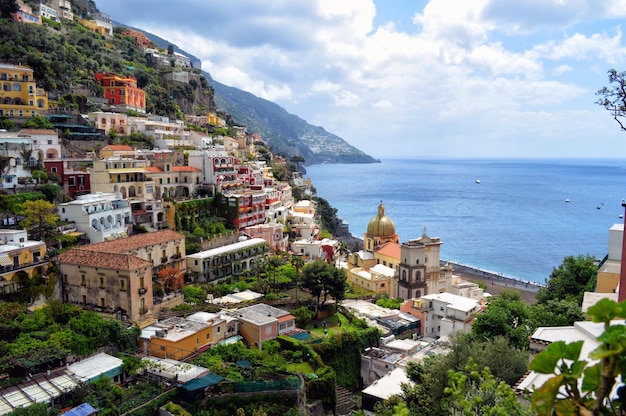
367;202;396;237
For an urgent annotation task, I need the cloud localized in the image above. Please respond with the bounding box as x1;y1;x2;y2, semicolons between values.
95;0;626;158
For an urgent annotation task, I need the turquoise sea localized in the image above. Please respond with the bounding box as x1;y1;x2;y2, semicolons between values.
306;159;626;284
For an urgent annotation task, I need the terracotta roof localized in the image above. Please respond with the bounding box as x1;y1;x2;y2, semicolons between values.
19;129;58;134
103;145;134;151
172;166;201;172
81;230;185;254
376;242;400;260
59;248;151;270
144;166;163;172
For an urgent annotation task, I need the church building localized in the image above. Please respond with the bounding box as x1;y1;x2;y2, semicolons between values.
346;202;459;299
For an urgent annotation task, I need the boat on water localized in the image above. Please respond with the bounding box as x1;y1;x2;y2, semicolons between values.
565;198;570;203
475;179;480;184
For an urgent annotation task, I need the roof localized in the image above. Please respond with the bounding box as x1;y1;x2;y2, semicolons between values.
141;317;210;342
187;238;267;259
61;403;97;416
81;230;184;253
144;166;163;172
102;144;134;151
67;353;123;383
517;320;622;394
370;263;396;277
376;242;400;260
59;249;151;270
172;166;201;172
143;356;207;383
420;292;480;313
362;367;409;400
19;129;58;135
234;303;291;326
180;373;224;391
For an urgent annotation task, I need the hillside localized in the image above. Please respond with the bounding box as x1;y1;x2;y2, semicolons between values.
0;7;378;165
211;78;379;165
139;29;379;165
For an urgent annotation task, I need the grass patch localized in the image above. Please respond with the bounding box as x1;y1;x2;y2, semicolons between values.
286;362;314;374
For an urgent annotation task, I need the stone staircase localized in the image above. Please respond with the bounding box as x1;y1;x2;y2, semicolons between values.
336;386;357;415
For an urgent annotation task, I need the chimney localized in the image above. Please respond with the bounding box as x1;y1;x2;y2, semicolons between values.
619;203;626;302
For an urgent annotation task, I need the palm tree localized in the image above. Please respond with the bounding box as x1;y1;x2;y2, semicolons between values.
290;254;305;305
268;255;282;292
337;241;349;264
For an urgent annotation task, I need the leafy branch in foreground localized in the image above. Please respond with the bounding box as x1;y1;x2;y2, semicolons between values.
529;298;626;415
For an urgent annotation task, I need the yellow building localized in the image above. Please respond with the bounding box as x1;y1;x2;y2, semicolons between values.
139;314;228;360
0;229;47;294
0;63;48;117
91;157;156;200
346;202;400;297
596;223;622;293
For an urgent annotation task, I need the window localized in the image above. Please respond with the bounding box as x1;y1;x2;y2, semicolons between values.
265;326;272;336
67;177;75;186
99;277;105;288
81;275;86;286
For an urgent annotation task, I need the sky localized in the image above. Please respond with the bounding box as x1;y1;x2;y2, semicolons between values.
96;0;626;160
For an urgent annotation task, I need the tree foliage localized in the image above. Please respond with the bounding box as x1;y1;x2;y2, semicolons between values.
19;199;59;242
471;292;531;350
300;260;347;312
596;69;626;132
536;254;597;305
529;298;626;415
445;359;531;416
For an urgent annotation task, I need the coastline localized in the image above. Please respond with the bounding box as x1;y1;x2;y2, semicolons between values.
448;262;541;305
335;232;540;304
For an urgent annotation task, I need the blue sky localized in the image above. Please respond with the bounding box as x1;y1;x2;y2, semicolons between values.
96;0;626;159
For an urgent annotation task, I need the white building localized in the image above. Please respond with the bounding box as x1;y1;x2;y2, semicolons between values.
58;192;132;243
415;292;482;339
0;134;35;189
291;238;337;262
186;237;269;283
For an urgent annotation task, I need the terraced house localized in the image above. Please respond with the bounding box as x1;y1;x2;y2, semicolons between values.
0;63;48;118
59;230;186;324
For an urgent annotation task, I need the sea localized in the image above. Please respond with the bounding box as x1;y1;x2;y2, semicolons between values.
305;158;626;285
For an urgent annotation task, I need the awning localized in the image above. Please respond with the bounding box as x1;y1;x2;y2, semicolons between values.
0;254;12;266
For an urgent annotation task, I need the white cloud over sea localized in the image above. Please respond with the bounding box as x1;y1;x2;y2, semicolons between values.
97;0;626;159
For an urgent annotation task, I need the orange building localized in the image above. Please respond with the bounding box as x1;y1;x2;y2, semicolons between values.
95;72;146;113
122;29;155;48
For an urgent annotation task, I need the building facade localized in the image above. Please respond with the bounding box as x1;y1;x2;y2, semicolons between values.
0;64;48;117
59;248;153;323
186;238;268;283
58;192;132;243
94;73;146;113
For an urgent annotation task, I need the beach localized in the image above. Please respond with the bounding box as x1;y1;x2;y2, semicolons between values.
450;262;541;305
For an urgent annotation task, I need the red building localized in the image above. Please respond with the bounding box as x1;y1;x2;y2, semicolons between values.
44;160;91;198
94;73;146;113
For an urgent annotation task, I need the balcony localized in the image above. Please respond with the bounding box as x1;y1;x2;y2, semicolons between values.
138;287;147;295
160;257;168;264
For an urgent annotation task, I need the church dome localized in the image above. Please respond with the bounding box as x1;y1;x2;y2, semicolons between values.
367;202;396;237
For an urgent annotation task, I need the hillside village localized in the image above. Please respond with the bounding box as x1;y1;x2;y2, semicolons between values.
0;1;626;416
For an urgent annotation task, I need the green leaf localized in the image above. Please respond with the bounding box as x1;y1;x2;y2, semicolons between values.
529;349;561;374
532;375;564;416
569;360;588;378
587;298;619;323
581;362;601;393
553;399;578;416
564;340;584;361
